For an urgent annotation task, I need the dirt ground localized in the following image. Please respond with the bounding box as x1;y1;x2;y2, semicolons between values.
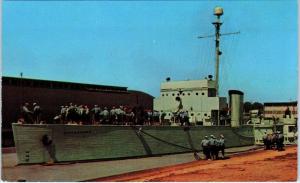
93;146;297;182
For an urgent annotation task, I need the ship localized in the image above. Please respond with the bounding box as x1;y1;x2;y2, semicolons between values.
12;7;255;164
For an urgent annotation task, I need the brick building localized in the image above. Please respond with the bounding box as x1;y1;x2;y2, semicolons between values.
2;76;154;147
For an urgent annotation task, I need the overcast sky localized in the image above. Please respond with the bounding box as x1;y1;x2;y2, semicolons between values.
2;1;298;102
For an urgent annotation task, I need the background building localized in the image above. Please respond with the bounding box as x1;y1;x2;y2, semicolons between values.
263;101;297;119
2;76;153;147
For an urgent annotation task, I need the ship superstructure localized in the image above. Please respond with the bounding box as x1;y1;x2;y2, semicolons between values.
154;78;227;126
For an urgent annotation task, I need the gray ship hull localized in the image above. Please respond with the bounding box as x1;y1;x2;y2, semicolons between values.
12;124;254;164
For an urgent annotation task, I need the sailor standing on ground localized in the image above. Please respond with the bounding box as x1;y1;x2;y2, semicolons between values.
262;132;268;150
218;134;225;159
276;131;284;151
209;135;217;160
201;136;210;160
33;102;42;124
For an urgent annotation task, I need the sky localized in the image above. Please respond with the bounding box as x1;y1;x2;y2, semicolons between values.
2;1;298;103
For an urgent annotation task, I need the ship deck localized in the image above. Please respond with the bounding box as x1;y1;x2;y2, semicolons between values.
2;145;261;182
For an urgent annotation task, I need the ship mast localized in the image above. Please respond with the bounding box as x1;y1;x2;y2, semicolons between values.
212;7;223;96
198;7;239;96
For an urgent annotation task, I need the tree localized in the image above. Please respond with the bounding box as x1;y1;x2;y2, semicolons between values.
244;102;252;113
252;102;264;114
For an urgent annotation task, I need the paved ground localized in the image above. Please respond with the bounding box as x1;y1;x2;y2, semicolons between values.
93;146;297;182
2;145;260;182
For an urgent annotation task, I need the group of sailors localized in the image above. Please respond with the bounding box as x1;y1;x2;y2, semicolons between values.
201;134;225;160
262;131;284;151
20;102;162;125
20;102;42;124
56;103;161;125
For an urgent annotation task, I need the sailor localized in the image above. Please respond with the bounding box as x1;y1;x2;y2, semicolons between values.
76;105;84;124
178;110;184;126
276;131;284;151
93;105;101;124
33;102;42;124
183;110;190;126
21;103;33;124
82;105;90;125
115;106;121;125
218;134;225;159
101;107;110;124
110;106;117;125
90;105;98;124
67;103;76;124
213;135;220;160
201;136;210;159
262;132;268;150
60;106;67;124
208;135;217;160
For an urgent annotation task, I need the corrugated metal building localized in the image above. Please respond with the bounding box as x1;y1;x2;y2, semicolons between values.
2;76;153;147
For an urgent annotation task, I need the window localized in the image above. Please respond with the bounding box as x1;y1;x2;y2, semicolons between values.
288;126;296;133
182;93;185;96
162;94;164;96
172;93;175;96
208;88;216;97
202;92;205;95
166;94;168;96
196;93;198;95
188;93;190;96
204;113;207;116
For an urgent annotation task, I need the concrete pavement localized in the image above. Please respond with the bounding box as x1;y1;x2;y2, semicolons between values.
2;145;261;182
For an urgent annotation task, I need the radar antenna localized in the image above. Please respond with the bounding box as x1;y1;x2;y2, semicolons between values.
198;7;240;96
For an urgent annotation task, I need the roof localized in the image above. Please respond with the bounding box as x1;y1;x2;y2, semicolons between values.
264;101;297;106
2;76;128;93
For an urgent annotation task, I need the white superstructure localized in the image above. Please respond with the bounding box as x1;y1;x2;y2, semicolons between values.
154;78;227;126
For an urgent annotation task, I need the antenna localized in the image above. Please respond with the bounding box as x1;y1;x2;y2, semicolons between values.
198;7;240;96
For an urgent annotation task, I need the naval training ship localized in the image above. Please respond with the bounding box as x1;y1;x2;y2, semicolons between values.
12;7;255;164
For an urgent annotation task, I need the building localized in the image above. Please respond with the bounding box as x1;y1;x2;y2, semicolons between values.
263;101;297;119
2;76;153;147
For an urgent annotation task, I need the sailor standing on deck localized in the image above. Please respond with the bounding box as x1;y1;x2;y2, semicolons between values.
21;103;33;124
201;136;210;159
101;107;110;124
91;105;100;125
33;102;42;124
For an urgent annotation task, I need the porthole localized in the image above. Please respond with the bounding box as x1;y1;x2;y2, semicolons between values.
162;94;164;96
202;92;205;95
182;93;185;96
166;94;168;96
172;93;175;96
188;93;190;96
191;113;194;116
168;113;171;116
196;93;199;95
204;113;207;116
